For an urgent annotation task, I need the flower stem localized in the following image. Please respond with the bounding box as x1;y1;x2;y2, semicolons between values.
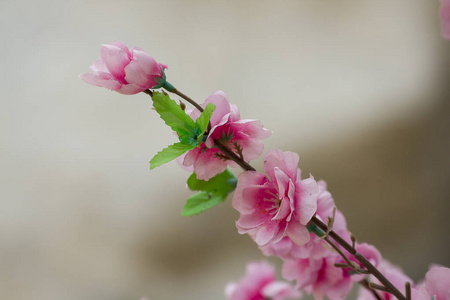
311;217;406;300
145;87;406;300
171;88;204;113
361;279;383;300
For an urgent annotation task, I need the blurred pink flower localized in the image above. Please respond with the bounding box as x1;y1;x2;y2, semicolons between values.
232;149;318;247
357;260;413;300
282;253;352;300
178;91;271;180
80;41;167;95
441;0;450;39
225;261;301;300
413;266;450;300
259;180;347;259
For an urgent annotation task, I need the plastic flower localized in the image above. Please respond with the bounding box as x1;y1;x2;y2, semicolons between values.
258;180;347;260
80;41;167;95
282;253;352;300
225;261;301;300
178;90;271;180
232;149;318;247
282;242;380;300
441;0;450;40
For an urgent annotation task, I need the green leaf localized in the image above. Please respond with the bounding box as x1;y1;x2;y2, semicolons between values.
181;191;224;216
182;169;237;216
150;142;194;170
195;103;216;134
187;169;236;197
151;92;196;138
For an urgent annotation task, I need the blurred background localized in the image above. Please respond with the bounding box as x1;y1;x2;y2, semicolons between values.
1;0;449;299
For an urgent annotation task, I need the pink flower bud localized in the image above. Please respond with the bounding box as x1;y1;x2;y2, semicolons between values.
80;41;167;95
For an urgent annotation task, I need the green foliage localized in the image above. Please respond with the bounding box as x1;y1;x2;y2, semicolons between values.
182;169;237;216
195;103;215;136
151;92;195;138
181;192;224;217
149;92;216;169
150;142;195;170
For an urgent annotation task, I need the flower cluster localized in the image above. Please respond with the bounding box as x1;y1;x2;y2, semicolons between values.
81;41;450;300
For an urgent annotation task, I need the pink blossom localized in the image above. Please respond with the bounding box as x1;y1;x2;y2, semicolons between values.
80;41;167;95
282;253;353;300
413;266;450;300
357;260;413;300
178;91;271;180
441;0;450;40
282;240;381;300
258;180;347;260
232;149;318;247
225;261;301;300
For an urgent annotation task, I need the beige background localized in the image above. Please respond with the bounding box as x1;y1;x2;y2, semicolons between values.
0;0;449;299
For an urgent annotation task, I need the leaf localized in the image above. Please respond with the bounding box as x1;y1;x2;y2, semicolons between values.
187;169;236;197
195;103;216;134
182;169;237;216
151;92;196;138
181;191;224;216
150;142;194;170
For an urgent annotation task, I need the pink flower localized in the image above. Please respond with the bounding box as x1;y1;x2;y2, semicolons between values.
80;41;167;95
357;260;413;300
178;91;271;180
441;0;450;40
232;149;318;247
413;266;450;300
259;180;347;260
225;261;301;300
282;253;353;300
282;242;380;300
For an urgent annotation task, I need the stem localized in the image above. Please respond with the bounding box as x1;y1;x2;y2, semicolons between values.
167;88;255;172
361;279;383;300
172;88;204;112
144;87;406;300
311;217;406;300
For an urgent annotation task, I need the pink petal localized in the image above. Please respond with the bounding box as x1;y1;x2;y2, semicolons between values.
193;148;228;181
441;0;450;40
109;41;132;56
232;171;269;212
425;266;450;300
232;119;272;140
100;43;131;81
236;211;268;230
131;48;161;77
285;221;310;246
183;146;202;167
124;60;152;88
262;281;301;300
115;83;145;95
255;222;279;246
295;176;318;225
241;185;273;215
232;134;264;161
273;167;289;197
203;91;232;127
79;72;122;90
264;150;299;183
90;58;108;73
